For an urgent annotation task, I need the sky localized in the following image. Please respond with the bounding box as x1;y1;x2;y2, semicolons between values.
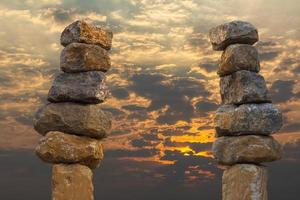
0;0;300;199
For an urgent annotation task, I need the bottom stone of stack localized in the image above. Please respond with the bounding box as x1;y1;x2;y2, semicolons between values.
222;164;267;200
52;164;94;200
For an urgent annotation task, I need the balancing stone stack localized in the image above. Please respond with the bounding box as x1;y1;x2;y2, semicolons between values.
33;20;113;200
209;21;283;200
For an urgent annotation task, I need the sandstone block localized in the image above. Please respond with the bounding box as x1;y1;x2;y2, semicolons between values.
220;70;271;105
61;20;113;50
34;103;112;139
48;71;109;104
222;164;267;200
209;21;258;51
61;43;111;73
52;164;94;200
215;103;282;137
35;132;103;169
218;44;260;76
212;135;282;165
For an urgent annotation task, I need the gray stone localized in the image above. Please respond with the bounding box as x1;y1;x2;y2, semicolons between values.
213;135;282;165
52;164;94;200
220;70;271;105
61;43;111;73
48;71;109;104
215;103;282;137
61;20;113;50
34;103;112;139
222;164;267;200
35;132;104;169
218;44;260;76
209;21;258;51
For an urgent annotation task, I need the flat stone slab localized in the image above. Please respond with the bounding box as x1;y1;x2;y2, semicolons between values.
52;164;94;200
36;132;103;169
61;43;111;73
213;135;282;165
61;20;113;50
209;21;258;51
34;103;112;139
222;164;267;200
48;71;109;104
215;103;282;137
220;70;271;105
218;44;260;76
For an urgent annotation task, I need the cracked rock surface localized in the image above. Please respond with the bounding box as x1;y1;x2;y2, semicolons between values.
209;21;258;51
222;164;268;200
218;44;260;76
213;135;282;165
52;164;94;200
61;20;113;50
36;131;104;169
48;71;109;104
34;103;112;139
61;43;111;73
220;70;271;105
214;103;282;137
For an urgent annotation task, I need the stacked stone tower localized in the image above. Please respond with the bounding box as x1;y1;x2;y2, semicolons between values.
33;20;113;200
209;21;283;199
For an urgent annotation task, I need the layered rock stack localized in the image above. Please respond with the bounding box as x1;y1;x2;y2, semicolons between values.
209;21;283;200
33;20;113;200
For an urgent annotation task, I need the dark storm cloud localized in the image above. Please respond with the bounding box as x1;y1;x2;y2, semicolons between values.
122;104;147;111
259;51;279;61
128;72;211;124
198;61;219;73
127;111;149;120
106;148;159;158
195;101;218;116
111;88;130;99
131;138;156;148
292;65;300;73
273;58;299;73
269;80;297;103
102;107;125;116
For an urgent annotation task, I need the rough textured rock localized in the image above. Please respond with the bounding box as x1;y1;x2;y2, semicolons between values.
35;132;103;169
215;103;282;137
213;135;282;165
33;103;112;139
220;70;271;105
61;20;113;50
218;44;260;76
52;164;94;200
209;21;258;51
48;71;109;104
61;43;111;73
222;164;267;200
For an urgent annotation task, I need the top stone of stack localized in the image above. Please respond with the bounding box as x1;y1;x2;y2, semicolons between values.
61;20;113;50
209;21;258;51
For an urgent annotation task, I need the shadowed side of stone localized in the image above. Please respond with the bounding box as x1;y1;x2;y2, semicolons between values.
214;103;282;137
212;135;282;165
222;164;268;200
220;70;271;105
61;43;111;73
48;71;109;104
218;44;260;76
33;103;112;139
209;21;258;51
52;164;94;200
61;20;113;50
35;132;104;169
